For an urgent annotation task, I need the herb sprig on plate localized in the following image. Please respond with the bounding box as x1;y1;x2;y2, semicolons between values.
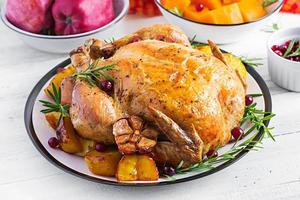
39;83;70;124
74;59;115;86
239;56;264;68
167;94;275;178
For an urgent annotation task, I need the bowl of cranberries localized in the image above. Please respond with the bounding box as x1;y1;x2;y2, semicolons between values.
268;27;300;92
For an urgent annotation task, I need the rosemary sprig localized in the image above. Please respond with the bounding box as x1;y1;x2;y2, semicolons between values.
261;23;280;33
170;6;183;16
39;83;70;123
168;94;275;178
74;59;115;86
263;0;279;7
239;56;264;68
284;39;300;58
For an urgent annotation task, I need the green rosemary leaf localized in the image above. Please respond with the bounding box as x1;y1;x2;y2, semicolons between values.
176;160;184;170
170;6;183;16
248;93;263;97
284;39;296;58
240;56;264;68
263;0;278;7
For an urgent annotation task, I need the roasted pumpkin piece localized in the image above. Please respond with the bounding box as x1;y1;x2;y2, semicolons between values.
238;0;266;22
44;65;76;98
116;155;159;181
183;4;209;22
56;117;82;154
195;11;218;24
192;0;222;10
161;0;191;13
116;155;138;181
44;112;60;129
113;116;158;154
85;150;122;177
136;155;159;181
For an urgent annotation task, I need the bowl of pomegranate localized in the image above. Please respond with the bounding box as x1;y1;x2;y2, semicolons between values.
155;0;283;44
0;0;129;53
268;27;300;92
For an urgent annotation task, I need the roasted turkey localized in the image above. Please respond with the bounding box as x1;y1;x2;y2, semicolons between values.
63;24;246;166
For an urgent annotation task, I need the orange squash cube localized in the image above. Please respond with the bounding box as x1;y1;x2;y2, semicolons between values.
238;0;266;22
161;0;191;13
183;4;209;22
207;3;243;24
192;0;222;10
222;0;240;5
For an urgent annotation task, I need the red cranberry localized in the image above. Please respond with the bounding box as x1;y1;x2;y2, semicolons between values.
288;57;294;61
274;50;283;57
294;56;300;62
271;45;279;51
206;149;218;158
48;137;59;148
195;3;204;12
284;40;291;46
132;36;141;43
245;95;254;106
279;45;288;53
99;80;113;92
163;166;176;176
95;143;107;152
231;127;244;140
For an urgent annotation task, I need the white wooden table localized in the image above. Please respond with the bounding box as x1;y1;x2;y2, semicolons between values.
0;10;300;200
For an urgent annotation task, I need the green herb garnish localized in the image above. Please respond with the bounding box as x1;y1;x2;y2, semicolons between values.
284;39;300;58
261;23;280;33
170;6;183;17
74;59;115;86
240;56;264;68
263;0;279;7
39;83;70;123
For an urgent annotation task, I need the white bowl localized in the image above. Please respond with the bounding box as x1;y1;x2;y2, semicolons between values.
0;0;129;53
155;0;283;44
267;27;300;92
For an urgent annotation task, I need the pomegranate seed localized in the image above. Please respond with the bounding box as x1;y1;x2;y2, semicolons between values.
195;3;204;12
163;166;176;176
284;40;291;46
245;95;254;106
231;127;244;140
288;57;294;61
274;50;283;57
48;137;59;148
99;80;113;92
206;149;218;158
271;45;279;51
95;143;107;152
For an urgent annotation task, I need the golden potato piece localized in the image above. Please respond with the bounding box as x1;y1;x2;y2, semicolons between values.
56;117;82;154
136;155;159;181
85;150;122;177
116;155;138;181
75;138;96;157
44;65;76;98
116;155;159;181
44;112;60;129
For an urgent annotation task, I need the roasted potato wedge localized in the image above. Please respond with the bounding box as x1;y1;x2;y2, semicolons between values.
85;150;122;177
44;112;60;129
116;155;159;181
75;138;96;157
56;117;82;154
44;65;75;98
196;45;247;79
136;155;159;181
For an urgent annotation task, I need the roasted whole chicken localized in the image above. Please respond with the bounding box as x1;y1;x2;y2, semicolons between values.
61;24;246;167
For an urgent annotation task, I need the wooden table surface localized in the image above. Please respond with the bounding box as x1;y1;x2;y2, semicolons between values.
0;11;300;200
